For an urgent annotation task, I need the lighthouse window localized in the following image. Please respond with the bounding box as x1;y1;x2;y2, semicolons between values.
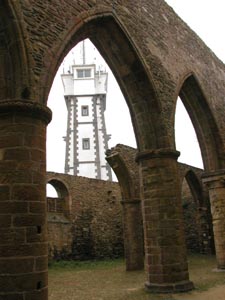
81;105;89;116
82;138;90;150
77;69;91;78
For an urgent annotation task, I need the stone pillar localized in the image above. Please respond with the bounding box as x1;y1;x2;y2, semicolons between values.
121;199;144;271
136;149;194;293
202;170;225;269
197;206;214;254
0;100;51;300
106;146;144;271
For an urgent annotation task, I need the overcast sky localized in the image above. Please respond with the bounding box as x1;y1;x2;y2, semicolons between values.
47;1;225;176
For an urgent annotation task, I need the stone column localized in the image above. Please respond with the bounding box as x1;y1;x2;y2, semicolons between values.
202;170;225;269
106;146;144;271
197;206;214;254
136;149;194;293
0;100;51;300
121;199;144;271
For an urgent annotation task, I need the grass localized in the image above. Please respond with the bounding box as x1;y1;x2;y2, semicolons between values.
187;254;225;291
48;254;225;300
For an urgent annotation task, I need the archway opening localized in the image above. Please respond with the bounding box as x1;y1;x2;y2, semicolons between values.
175;98;203;169
46;14;160;281
177;74;222;171
181;169;214;254
47;183;58;198
46;179;70;214
47;39;136;179
47;179;72;260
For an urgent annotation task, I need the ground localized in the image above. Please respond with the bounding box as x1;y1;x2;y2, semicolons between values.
174;285;225;300
48;255;225;300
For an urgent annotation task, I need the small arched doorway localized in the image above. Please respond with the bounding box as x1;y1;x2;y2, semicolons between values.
47;178;72;259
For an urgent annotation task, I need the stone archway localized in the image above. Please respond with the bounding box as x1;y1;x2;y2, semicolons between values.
46;177;72;259
47;177;71;217
43;14;165;151
1;1;225;299
44;12;193;292
106;144;144;271
178;74;223;171
181;169;214;254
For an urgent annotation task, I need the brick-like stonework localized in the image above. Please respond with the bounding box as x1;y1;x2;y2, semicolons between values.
1;0;225;298
47;173;124;260
46;145;214;264
107;145;214;258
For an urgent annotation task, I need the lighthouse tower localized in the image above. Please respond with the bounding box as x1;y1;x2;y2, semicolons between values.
61;42;112;180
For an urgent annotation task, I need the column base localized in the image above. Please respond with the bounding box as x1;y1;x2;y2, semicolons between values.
145;280;194;293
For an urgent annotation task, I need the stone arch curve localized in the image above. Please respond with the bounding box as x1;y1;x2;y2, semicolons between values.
106;144;139;200
0;1;30;100
5;1;225;296
46;174;71;218
44;12;169;151
181;167;214;254
106;144;144;271
177;73;223;171
183;169;204;207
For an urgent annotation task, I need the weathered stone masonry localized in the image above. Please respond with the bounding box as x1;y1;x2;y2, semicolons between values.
1;0;225;298
47;172;124;260
47;145;214;267
107;145;214;257
0;100;51;300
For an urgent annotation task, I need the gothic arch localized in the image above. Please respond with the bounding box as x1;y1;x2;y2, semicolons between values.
184;169;204;207
106;145;139;200
177;73;223;171
107;154;133;200
181;168;214;254
106;144;144;271
44;13;169;151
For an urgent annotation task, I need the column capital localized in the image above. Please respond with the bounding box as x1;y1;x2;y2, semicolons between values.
135;148;180;162
0;99;52;124
202;169;225;189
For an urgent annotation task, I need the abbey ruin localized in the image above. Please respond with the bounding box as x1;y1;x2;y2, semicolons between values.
47;144;214;268
1;0;225;299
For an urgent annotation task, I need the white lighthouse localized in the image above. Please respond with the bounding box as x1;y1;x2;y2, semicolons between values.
61;42;112;180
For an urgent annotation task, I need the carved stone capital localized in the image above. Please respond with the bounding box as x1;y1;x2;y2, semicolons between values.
135;148;180;162
202;169;225;189
0;99;52;124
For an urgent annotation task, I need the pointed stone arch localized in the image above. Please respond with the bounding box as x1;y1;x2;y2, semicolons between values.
106;144;144;271
184;169;204;207
180;167;214;254
43;13;169;151
178;73;223;171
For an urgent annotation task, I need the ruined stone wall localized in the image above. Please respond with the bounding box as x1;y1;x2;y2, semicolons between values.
2;1;225;297
179;163;214;254
47;173;124;260
47;161;213;260
181;178;213;254
107;145;214;255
